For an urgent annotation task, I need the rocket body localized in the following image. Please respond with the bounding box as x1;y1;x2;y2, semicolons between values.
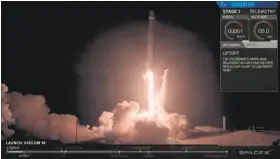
146;10;155;69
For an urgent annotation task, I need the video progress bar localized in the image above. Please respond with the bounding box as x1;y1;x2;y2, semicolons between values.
7;150;228;154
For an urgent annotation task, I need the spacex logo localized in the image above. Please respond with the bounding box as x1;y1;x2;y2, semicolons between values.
238;150;273;156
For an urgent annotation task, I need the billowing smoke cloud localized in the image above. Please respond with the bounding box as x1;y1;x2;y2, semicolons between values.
2;88;99;143
98;101;188;144
2;84;187;143
1;84;15;139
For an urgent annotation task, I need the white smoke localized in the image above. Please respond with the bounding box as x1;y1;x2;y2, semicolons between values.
1;84;15;139
99;101;188;144
2;84;187;143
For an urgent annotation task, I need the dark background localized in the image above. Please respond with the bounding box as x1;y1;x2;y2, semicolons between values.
2;2;279;130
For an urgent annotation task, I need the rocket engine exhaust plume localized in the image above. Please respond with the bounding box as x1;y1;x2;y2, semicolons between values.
75;11;220;143
78;13;221;127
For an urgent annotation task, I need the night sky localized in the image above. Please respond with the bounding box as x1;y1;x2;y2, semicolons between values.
2;2;279;130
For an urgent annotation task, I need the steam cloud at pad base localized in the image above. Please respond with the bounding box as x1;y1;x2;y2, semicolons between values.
91;68;188;144
1;68;188;144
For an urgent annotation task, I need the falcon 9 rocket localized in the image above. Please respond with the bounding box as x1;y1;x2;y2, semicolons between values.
146;10;155;69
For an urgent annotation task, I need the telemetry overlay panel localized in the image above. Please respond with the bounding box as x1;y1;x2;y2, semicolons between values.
218;1;278;92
